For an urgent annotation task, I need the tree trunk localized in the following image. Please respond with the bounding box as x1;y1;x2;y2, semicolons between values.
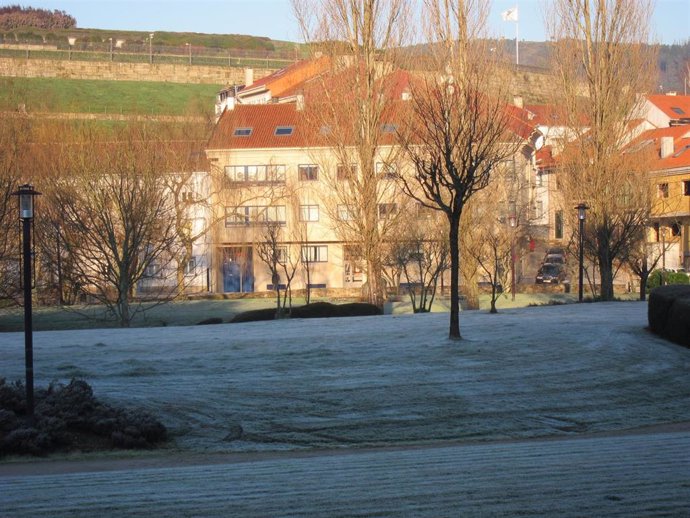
448;215;462;340
639;273;648;301
598;245;615;301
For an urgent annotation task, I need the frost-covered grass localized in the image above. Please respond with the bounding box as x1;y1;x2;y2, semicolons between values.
3;301;689;456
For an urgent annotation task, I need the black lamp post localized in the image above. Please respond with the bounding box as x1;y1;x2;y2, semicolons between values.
508;201;517;301
12;184;41;420
576;203;589;302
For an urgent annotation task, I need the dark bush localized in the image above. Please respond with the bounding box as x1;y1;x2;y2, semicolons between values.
197;317;224;325
230;307;278;323
0;378;167;457
648;285;690;348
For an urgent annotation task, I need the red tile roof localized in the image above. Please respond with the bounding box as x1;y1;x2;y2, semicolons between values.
240;56;330;100
630;125;690;170
535;145;557;170
646;94;690;122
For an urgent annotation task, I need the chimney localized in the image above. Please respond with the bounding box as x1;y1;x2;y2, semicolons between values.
660;136;674;158
244;68;254;87
513;95;524;109
296;94;305;111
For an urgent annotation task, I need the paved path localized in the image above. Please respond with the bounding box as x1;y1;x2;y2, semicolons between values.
2;430;689;517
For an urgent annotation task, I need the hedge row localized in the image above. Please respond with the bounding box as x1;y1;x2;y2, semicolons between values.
648;285;690;348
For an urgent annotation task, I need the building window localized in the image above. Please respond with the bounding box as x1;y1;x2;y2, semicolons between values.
299;204;319;222
301;245;328;263
233;127;252;137
225;164;285;183
535;172;543;187
671;106;686;115
671;222;681;237
683;180;690;196
184;257;197;275
416;202;434;219
299;164;319;181
276;246;288;264
337;204;354;221
378;203;397;220
274;126;294;136
225;205;286;226
381;123;397;133
144;262;163;278
337;164;357;181
658;183;669;198
376;162;397;179
554;210;563;240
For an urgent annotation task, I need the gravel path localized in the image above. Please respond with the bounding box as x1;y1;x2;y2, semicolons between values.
2;430;689;517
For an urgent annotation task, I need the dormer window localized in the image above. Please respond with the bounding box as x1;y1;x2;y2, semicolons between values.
233;127;252;137
275;126;294;136
381;124;397;133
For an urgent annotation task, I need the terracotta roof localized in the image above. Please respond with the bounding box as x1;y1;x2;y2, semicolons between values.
208;68;539;151
524;104;564;126
239;57;330;100
535;145;557;170
630;125;690;170
646;94;690;122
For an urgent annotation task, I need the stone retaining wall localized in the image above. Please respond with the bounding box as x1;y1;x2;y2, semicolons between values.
0;57;275;85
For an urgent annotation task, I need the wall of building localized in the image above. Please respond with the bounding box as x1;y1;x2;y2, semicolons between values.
0;57;275;85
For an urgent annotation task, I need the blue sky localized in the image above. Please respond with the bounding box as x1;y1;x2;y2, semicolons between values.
12;0;690;45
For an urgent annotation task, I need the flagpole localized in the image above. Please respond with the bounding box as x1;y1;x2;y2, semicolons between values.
515;1;519;67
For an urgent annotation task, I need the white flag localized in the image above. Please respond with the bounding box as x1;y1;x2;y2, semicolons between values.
501;7;518;22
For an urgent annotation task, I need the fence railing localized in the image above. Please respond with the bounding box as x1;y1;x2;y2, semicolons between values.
0;41;298;69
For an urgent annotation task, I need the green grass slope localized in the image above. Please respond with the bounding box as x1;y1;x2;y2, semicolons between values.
0;77;220;115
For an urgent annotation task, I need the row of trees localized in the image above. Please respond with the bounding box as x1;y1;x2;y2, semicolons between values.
0;5;76;30
0;117;211;327
290;0;663;338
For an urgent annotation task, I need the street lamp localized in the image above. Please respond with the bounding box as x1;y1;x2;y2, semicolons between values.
109;37;113;61
508;201;517;301
11;184;41;421
186;42;192;65
149;33;154;64
576;203;589;302
67;36;76;60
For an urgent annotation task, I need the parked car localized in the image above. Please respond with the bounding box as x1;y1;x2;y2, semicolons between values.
536;264;567;284
544;253;565;265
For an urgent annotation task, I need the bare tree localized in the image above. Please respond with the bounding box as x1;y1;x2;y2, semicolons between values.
397;0;522;339
0;113;30;300
548;0;657;300
292;0;410;308
383;211;449;312
46;122;179;327
256;222;298;317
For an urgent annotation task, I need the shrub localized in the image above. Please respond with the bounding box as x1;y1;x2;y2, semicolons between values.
231;302;382;323
0;378;167;457
648;284;690;348
647;270;690;292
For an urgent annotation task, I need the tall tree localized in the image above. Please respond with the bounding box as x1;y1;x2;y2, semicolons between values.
548;0;657;300
46;122;178;327
0;112;30;300
397;0;522;339
292;0;409;307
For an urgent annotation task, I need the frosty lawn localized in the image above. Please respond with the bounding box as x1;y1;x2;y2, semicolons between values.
3;301;690;454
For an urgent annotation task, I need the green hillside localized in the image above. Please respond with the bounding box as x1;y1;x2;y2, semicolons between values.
0;77;220;116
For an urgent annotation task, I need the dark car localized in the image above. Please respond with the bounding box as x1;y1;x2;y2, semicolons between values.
536;264;567;284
